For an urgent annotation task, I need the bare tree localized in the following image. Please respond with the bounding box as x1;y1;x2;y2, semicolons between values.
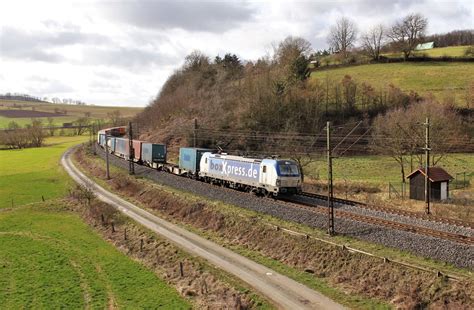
74;116;90;135
274;36;313;82
47;117;56;136
107;110;122;126
372;100;464;182
26;119;46;147
387;13;428;59
361;24;385;60
327;17;358;58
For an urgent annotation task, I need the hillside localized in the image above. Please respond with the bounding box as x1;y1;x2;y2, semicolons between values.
0;99;143;128
384;45;472;58
311;62;474;106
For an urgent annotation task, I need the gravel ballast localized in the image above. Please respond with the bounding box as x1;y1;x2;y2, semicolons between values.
94;146;473;269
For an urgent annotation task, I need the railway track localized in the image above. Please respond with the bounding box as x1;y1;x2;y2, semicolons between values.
300;192;474;230
280;196;474;246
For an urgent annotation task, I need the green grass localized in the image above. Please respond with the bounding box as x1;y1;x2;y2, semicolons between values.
0;203;189;309
384;45;471;58
0;136;90;208
0;116;79;128
311;62;474;106
0;135;189;308
305;153;474;185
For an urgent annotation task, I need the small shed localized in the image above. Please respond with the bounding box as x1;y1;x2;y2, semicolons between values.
407;167;453;201
415;42;435;51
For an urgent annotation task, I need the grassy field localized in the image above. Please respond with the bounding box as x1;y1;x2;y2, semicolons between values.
0;203;189;308
0;136;189;308
0;136;90;208
0;99;143;128
384;45;472;58
305;153;474;186
311;62;474;105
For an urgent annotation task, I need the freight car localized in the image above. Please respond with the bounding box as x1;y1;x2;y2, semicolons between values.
96;127;302;196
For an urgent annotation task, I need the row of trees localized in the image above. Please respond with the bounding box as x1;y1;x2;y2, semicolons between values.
327;13;449;60
0;93;86;105
0;120;47;149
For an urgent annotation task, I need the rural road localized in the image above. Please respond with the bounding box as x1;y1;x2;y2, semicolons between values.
61;147;345;310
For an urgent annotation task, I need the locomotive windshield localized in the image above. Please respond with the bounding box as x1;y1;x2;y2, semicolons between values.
277;162;300;176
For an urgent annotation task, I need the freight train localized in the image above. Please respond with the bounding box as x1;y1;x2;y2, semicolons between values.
97;127;302;196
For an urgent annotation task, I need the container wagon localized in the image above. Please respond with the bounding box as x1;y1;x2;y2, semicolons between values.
114;137;129;159
178;147;213;177
141;143;167;168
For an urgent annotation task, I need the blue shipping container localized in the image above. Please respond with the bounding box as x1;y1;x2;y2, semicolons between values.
179;147;212;174
141;143;167;164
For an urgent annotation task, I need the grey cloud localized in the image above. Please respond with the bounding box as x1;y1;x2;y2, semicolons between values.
84;46;180;70
0;26;109;63
26;76;74;94
102;0;255;32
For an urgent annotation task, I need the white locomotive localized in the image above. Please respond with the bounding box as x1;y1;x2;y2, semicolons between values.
199;152;302;196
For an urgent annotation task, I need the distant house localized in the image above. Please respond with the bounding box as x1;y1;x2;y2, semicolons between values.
415;42;435;51
407;167;453;201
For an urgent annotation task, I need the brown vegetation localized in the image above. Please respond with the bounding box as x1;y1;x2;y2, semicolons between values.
0;119;46;148
137;37;431;157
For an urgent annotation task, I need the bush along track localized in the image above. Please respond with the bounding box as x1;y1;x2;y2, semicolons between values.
74;146;474;309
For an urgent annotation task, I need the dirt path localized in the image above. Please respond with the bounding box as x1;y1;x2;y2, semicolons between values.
62;147;345;310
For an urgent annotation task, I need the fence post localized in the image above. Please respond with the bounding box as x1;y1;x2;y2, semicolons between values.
388;183;391;199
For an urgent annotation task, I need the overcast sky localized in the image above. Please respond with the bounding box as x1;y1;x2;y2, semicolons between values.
0;0;472;107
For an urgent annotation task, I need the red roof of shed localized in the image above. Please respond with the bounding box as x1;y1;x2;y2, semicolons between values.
406;167;453;182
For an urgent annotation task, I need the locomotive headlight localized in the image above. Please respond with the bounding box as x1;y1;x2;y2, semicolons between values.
276;179;281;186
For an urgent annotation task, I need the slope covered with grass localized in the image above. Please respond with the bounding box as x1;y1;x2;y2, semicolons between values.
311;62;474;105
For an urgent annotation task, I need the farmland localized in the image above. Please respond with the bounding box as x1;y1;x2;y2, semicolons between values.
0;136;88;208
0;203;189;308
311;62;474;105
305;153;474;186
0;136;189;308
0;99;143;128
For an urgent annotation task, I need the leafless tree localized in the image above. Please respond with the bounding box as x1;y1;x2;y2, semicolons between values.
387;13;428;59
361;24;385;60
74;117;90;135
274;36;313;82
26;119;46;147
372;100;464;183
107;110;122;126
327;17;358;58
47;117;55;136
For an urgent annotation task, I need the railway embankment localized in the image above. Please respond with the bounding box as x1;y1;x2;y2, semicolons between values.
74;144;474;309
91;143;473;270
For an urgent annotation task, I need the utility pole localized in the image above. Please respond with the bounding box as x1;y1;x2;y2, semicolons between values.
128;121;135;175
423;117;431;214
92;123;97;155
193;118;197;147
105;132;110;180
326;121;335;235
89;124;93;152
